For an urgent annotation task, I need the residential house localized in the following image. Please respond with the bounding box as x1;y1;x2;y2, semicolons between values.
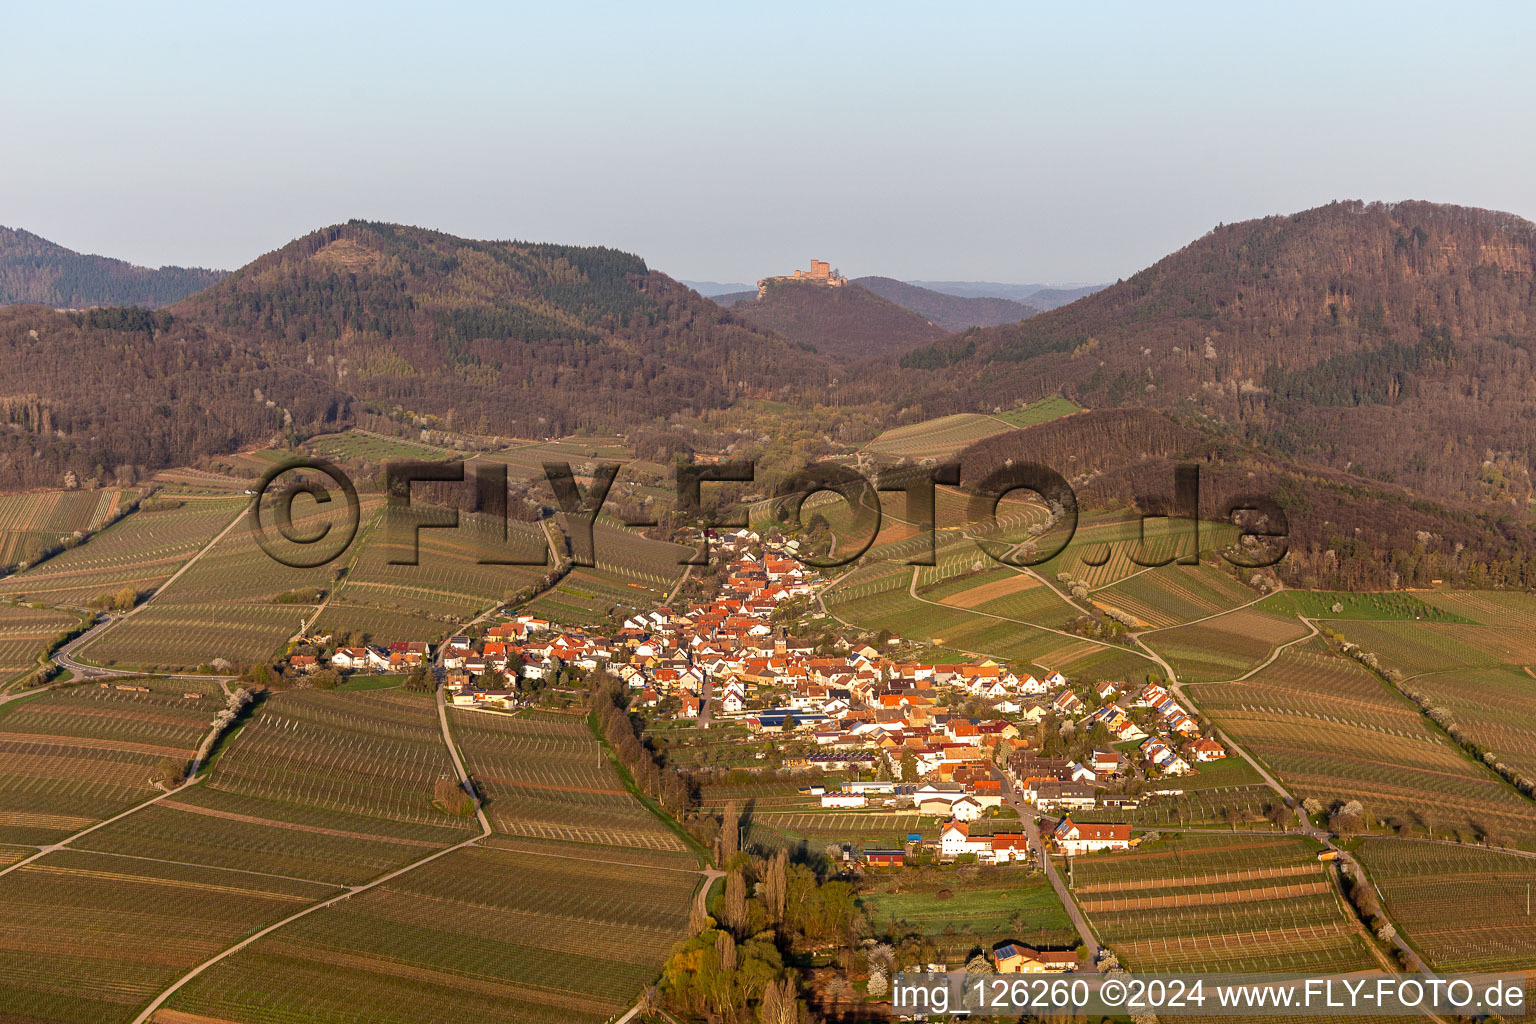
1052;817;1132;855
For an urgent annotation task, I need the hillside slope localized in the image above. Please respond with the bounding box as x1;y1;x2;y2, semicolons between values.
173;221;833;437
0;222;835;488
876;200;1536;504
725;279;947;361
0;227;225;308
853;276;1037;330
957;407;1536;590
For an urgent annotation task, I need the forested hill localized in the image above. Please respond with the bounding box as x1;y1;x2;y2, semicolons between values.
0;227;225;308
0;222;838;488
171;221;835;438
725;279;947;361
866;200;1536;505
853;276;1038;331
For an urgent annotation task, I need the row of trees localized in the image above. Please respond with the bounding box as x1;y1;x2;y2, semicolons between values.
591;675;692;819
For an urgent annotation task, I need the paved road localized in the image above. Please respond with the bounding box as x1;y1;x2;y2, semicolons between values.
50;503;247;678
992;767;1100;959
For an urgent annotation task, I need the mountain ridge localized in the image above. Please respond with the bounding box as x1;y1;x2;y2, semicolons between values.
872;199;1536;505
853;276;1038;330
0;226;226;308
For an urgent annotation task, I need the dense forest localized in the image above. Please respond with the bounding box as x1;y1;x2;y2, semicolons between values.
171;222;835;438
0;305;347;488
725;279;948;361
852;276;1038;331
0;227;225;308
958;409;1536;591
864;201;1536;505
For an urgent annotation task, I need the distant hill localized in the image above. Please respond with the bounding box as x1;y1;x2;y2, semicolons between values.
726;280;947;361
681;280;753;297
909;280;1107;309
0;227;225;308
854;276;1037;330
1021;285;1106;309
711;290;756;307
0;221;832;488
878;200;1536;506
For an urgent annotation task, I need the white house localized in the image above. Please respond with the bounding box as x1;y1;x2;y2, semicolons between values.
1052;817;1132;855
940;821;992;859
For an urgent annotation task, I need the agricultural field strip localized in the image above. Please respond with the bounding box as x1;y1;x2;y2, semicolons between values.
129;689;702;1024
902;563;1158;663
0;499;248;604
68;501;248;663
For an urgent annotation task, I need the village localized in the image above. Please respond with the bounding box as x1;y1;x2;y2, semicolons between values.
286;531;1232;889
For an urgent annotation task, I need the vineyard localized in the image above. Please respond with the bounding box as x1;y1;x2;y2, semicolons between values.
1327;619;1536;676
314;508;548;642
1390;666;1536;782
0;498;245;607
1356;838;1536;971
0;848;338;1024
0;605;82;684
863;413;1016;461
162;844;699;1024
1068;835;1374;974
1143;606;1309;682
452;707;686;851
74;782;465;887
0;488;140;572
1090;561;1256;628
1416;589;1536;627
523;524;687;626
71;498;361;669
1188;642;1536;846
0;680;218;845
206;690;476;830
746;810;924;851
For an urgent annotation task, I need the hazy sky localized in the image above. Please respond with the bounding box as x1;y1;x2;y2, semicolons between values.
5;1;1533;284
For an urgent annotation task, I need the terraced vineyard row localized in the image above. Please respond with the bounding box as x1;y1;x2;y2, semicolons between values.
1069;835;1373;974
453;708;686;852
163;845;698;1024
1189;643;1536;846
0;680;219;845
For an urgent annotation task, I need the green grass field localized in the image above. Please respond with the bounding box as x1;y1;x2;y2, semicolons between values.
861;868;1076;962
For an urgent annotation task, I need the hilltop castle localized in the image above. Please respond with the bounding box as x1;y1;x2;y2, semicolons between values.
757;259;846;297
